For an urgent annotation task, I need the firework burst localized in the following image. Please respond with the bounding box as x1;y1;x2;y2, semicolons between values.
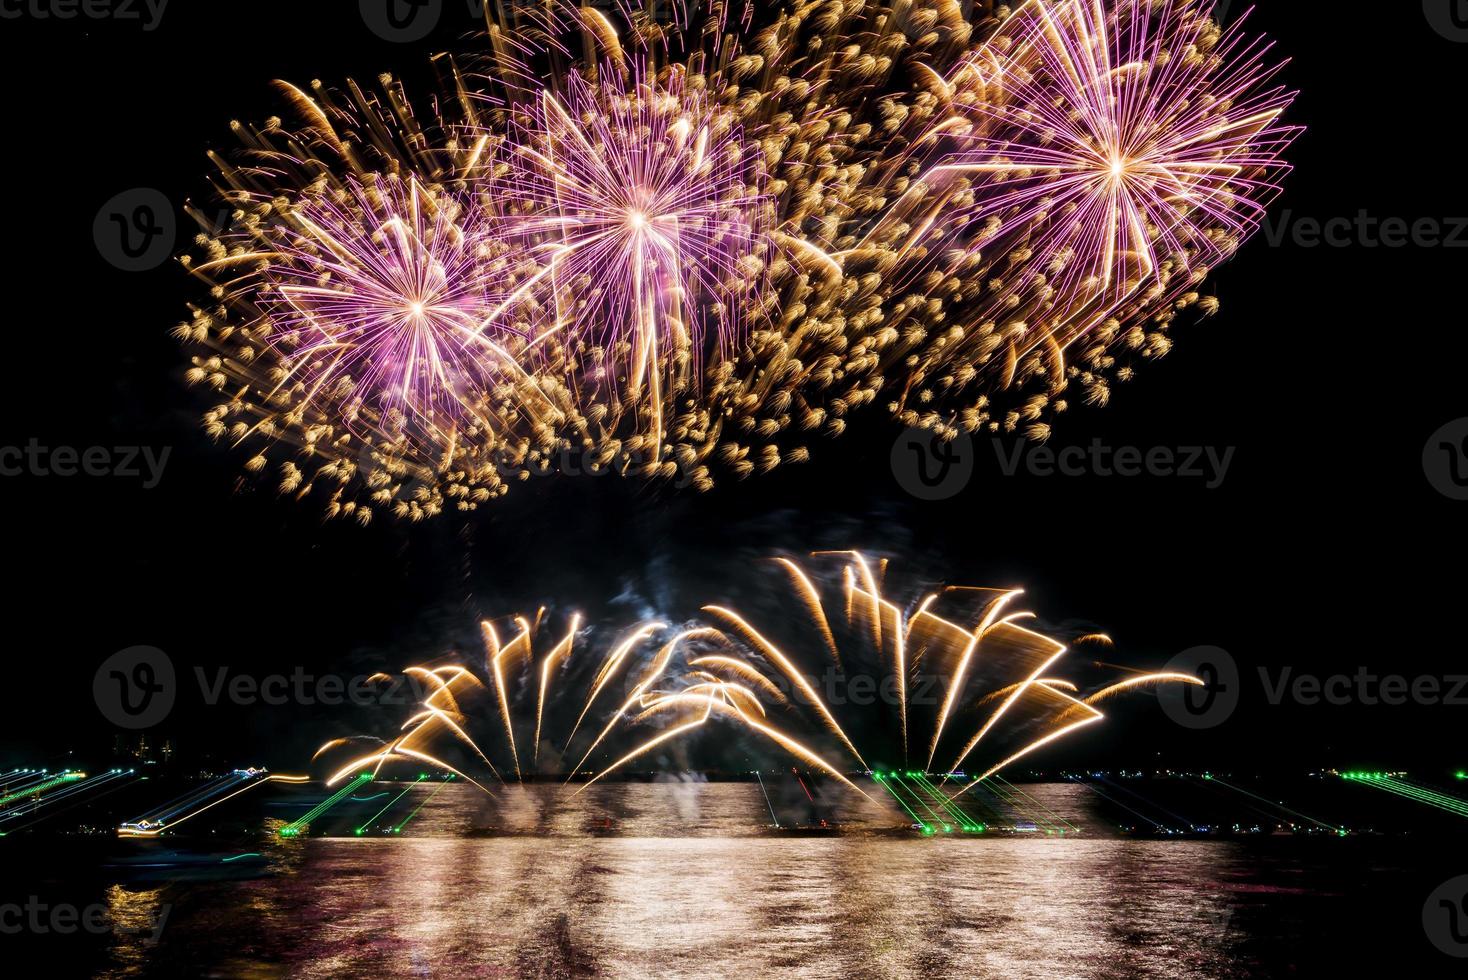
249;175;531;434
178;0;1297;518
504;66;768;423
909;0;1299;376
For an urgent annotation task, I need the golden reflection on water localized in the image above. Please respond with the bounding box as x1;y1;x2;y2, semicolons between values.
109;784;1245;979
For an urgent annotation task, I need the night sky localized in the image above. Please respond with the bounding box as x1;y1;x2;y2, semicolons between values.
2;2;1464;775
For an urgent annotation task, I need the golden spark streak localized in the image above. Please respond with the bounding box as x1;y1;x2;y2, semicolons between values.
926;590;1025;771
772;557;840;667
703;605;868;768
534;615;580;769
486;619;530;779
687;655;789;704
568;629;717;778
946;625;1069;775
1078;672;1203;707
573;698;716;795
565;622;665;750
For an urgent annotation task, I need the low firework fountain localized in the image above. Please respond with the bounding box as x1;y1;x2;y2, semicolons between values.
311;552;1201;832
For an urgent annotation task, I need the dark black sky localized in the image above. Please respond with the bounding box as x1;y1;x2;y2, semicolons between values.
1;2;1463;775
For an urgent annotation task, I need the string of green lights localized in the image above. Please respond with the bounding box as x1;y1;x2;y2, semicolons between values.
355;775;426;835
1341;773;1468;819
279;774;372;838
394;777;453;834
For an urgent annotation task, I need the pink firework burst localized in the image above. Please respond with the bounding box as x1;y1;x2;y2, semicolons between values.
504;66;767;401
257;174;525;438
937;0;1300;303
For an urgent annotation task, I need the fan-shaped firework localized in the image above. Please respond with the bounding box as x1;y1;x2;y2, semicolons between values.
313;553;1200;829
585;552;1201;794
178;0;1297;519
312;611;727;790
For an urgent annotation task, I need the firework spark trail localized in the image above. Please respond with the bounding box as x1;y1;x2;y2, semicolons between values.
564;622;667;752
318;614;717;792
772;557;840;668
942;625;1072;778
485;618;532;778
703;605;869;768
565;629;718;778
926;590;1023;772
534;617;580;768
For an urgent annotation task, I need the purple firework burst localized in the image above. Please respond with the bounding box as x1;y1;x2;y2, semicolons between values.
257;174;525;437
503;66;768;397
938;0;1299;304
